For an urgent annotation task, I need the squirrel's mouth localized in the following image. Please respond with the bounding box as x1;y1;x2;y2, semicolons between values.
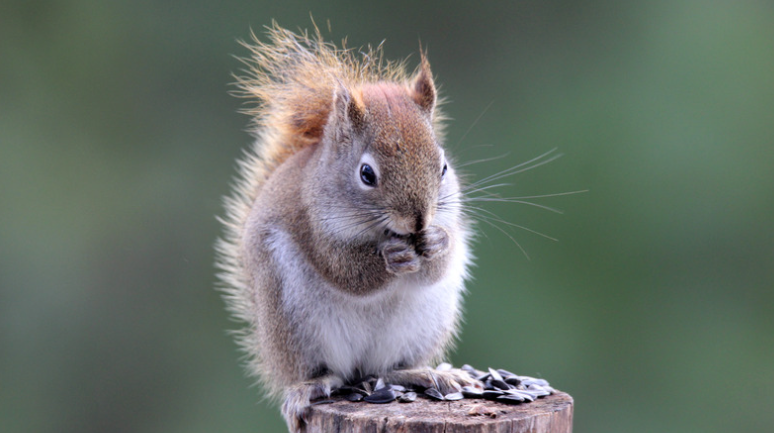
384;228;420;247
383;221;413;237
384;228;412;239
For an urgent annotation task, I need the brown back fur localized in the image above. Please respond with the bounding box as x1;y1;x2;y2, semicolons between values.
216;22;446;393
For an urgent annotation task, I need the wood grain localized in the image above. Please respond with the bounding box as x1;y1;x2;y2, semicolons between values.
305;391;573;432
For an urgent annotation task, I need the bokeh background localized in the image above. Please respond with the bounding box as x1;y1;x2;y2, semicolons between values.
2;1;773;432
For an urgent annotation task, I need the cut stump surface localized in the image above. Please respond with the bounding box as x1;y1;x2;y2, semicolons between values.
306;390;573;433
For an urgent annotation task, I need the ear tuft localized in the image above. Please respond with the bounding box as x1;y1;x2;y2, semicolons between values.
331;83;365;135
347;93;365;129
411;53;436;114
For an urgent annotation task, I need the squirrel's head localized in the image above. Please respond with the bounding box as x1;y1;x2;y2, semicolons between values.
312;60;460;241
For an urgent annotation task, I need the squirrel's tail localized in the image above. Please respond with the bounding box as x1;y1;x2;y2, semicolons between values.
234;22;411;180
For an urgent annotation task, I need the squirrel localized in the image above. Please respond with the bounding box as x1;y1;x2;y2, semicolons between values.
216;23;478;432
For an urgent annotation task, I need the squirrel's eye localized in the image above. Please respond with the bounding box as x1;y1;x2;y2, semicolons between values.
360;163;377;186
442;163;448;178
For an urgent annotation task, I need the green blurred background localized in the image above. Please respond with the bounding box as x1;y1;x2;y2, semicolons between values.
2;1;773;432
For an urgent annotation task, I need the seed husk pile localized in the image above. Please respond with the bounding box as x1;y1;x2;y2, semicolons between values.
329;362;555;406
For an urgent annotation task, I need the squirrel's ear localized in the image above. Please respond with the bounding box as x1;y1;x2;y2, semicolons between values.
331;83;365;135
410;55;436;115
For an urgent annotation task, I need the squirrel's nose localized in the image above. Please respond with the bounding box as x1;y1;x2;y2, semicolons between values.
388;215;415;235
414;202;437;232
388;210;425;235
391;210;431;235
391;197;435;234
413;212;424;233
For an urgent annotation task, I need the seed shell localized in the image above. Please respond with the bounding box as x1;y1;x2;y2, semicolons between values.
482;390;504;401
399;391;417;403
364;388;397;404
461;386;484;398
491;379;511;390
488;368;504;382
344;393;364;402
444;392;464;401
424;388;445;401
497;394;525;404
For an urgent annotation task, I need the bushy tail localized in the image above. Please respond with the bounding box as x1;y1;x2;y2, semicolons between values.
234;22;410;180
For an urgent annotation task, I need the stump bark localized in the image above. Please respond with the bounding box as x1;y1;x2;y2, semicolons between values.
305;390;573;432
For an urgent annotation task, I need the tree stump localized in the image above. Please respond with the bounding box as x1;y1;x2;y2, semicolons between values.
306;390;573;432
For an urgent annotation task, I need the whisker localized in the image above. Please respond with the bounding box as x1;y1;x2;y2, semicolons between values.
352;215;389;239
494;190;589;200
459;182;513;197
441;189;587;217
460;149;555;187
457;198;564;214
439;183;510;204
317;210;384;222
454;99;495;149
327;219;376;237
461;148;560;191
455;152;511;169
465;212;530;260
322;210;386;236
463;150;563;192
462;205;558;242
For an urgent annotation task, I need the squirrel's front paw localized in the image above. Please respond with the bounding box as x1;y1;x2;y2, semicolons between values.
416;225;450;260
381;236;421;274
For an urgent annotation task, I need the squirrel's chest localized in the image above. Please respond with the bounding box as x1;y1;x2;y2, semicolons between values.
269;229;463;378
302;278;456;377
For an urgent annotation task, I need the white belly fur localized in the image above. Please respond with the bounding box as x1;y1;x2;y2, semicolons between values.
268;228;470;379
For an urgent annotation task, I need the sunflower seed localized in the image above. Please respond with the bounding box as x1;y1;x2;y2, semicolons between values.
337;385;368;396
461;364;480;377
491;379;511;390
337;363;554;407
509;390;536;402
520;376;550;387
361;381;373;394
497;394;525;404
525;384;550;397
497;369;517;378
445;392;464;401
482;390;504;401
475;372;491;382
505;376;522;386
461;386;484;398
488;368;504;382
375;377;386;391
388;384;406;392
364;387;397;404
399;391;417;403
424;388;445;400
344;392;364;402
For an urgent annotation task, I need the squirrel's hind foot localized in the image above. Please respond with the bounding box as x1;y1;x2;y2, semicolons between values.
384;366;482;397
281;375;344;433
